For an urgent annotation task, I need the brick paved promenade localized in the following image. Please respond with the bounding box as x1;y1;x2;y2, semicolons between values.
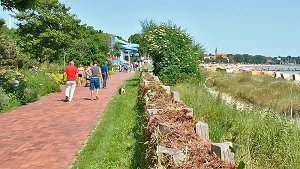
0;71;134;169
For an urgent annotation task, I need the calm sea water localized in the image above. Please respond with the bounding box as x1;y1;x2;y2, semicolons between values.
238;65;300;74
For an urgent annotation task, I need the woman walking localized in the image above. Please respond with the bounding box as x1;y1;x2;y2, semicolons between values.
77;63;85;87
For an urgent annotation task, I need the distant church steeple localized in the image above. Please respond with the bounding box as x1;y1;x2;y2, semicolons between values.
215;47;218;56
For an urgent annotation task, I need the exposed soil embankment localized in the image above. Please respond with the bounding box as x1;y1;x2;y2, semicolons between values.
141;72;236;169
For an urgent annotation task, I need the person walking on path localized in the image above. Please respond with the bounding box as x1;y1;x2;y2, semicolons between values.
0;71;134;169
77;63;85;87
85;63;93;87
86;60;103;101
62;61;78;102
101;61;109;89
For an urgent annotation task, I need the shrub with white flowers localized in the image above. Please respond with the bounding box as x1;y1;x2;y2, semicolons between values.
142;22;203;85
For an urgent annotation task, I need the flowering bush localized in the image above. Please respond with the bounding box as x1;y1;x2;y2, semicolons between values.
18;68;60;103
142;22;204;85
0;67;60;112
0;68;27;92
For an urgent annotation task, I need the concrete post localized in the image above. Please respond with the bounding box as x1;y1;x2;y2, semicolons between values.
211;142;235;164
153;76;160;82
171;91;180;101
162;85;171;95
144;80;149;87
157;146;185;167
146;109;162;120
195;122;209;140
146;90;156;101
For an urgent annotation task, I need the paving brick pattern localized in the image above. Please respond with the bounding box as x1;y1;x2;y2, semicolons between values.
0;71;134;169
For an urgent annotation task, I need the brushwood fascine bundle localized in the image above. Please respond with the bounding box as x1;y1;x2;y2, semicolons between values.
140;72;236;169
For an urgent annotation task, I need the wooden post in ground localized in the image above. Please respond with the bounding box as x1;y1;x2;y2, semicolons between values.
211;142;235;164
195;121;209;140
162;85;171;95
171;91;180;101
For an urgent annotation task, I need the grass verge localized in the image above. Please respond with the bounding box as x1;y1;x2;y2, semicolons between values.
205;71;300;116
172;81;300;169
72;72;150;169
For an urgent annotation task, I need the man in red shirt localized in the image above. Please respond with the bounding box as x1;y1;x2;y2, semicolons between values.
62;61;78;102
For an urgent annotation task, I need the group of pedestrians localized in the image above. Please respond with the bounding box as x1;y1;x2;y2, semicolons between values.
62;60;109;102
122;63;131;73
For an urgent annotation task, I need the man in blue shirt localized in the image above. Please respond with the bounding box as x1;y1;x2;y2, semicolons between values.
101;61;109;88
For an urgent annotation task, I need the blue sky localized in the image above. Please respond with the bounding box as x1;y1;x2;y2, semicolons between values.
0;0;299;57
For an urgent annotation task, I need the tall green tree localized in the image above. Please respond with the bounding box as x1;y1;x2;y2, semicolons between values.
232;54;244;63
253;55;267;64
243;54;252;63
295;56;300;64
229;53;271;64
216;56;227;63
0;20;32;68
112;43;121;58
0;18;17;38
66;25;111;66
0;0;39;11
0;18;5;27
128;33;145;56
0;35;28;68
14;0;82;63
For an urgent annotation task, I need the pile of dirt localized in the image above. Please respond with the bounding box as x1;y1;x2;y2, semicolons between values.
140;72;236;169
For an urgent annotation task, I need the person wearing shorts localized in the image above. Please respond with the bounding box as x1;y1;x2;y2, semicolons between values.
87;60;103;101
77;63;84;87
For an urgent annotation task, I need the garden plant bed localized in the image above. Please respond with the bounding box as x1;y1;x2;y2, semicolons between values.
140;72;236;168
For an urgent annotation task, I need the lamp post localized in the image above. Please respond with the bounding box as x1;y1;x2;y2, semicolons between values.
63;49;66;68
128;50;130;63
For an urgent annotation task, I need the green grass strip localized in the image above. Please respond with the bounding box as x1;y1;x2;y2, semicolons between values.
172;82;300;169
72;72;149;169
